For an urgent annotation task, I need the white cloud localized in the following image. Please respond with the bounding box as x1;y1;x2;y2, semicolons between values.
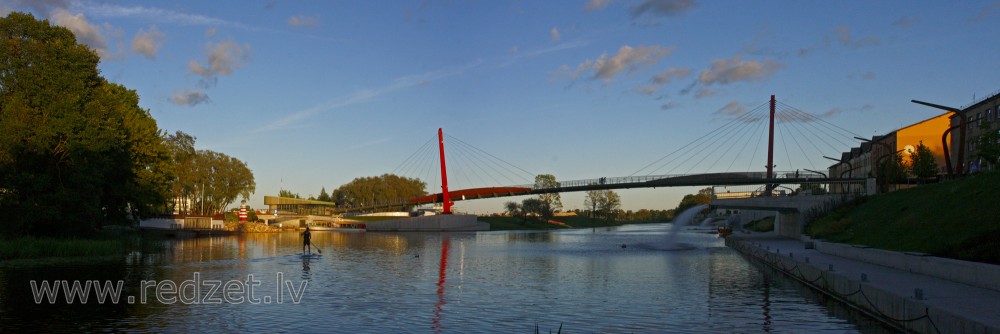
550;26;560;41
651;67;690;84
169;90;210;106
714;101;747;117
258;61;482;133
567;45;674;82
694;87;715;98
830;26;880;49
698;56;782;85
131;25;164;59
636;85;658;95
82;2;254;30
288;15;318;28
893;16;920;29
585;0;612;11
660;102;679;110
50;8;109;57
188;39;251;80
631;0;695;18
968;2;1000;22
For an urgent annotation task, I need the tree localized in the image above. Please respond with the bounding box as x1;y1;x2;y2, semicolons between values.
976;125;1000;172
0;13;173;237
583;189;621;221
598;190;621;221
279;189;301;199
876;150;906;193
533;174;562;212
332;174;426;211
317;187;332;202
675;187;712;214
166;131;197;214
584;189;602;218
909;141;939;179
521;198;552;221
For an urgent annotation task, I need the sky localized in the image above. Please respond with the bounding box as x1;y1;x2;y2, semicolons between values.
4;0;1000;213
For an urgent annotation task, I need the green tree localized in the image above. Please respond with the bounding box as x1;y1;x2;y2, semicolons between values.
583;189;621;221
332;174;426;211
317;187;332;202
877;150;907;192
503;201;523;222
675;187;712;213
598;190;621;221
279;189;301;199
533;174;562;212
0;13;173;237
976;125;1000;171
584;189;602;218
909;141;939;179
521;198;552;221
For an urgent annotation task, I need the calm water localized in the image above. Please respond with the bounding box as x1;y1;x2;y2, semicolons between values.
0;224;896;333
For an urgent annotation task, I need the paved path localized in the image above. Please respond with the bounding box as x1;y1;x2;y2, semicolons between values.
730;233;1000;333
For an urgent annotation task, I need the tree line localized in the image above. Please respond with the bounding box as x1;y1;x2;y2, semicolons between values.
166;131;255;216
0;13;253;237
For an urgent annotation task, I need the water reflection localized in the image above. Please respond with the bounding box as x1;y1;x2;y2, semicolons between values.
0;225;898;333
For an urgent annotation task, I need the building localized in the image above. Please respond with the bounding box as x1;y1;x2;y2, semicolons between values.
951;90;1000;174
263;196;337;216
830;112;951;192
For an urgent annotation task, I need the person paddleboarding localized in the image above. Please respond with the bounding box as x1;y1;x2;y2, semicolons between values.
302;226;312;255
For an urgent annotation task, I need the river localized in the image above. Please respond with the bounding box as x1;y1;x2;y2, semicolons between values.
0;223;897;333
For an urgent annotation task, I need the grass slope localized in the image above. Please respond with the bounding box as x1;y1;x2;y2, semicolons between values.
807;172;1000;264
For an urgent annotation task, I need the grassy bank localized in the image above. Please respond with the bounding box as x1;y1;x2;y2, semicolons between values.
807;172;1000;264
0;237;127;260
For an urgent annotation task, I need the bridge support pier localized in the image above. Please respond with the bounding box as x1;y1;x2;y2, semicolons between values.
774;212;802;238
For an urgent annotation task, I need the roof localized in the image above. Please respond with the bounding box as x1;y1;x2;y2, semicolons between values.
263;196;336;206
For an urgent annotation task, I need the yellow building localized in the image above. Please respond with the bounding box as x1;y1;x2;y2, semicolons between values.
870;112;951;175
831;112;951;193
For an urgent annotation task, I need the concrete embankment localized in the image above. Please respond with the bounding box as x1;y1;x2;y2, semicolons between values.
727;234;1000;334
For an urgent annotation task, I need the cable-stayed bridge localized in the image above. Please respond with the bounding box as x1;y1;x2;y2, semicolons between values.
333;96;869;214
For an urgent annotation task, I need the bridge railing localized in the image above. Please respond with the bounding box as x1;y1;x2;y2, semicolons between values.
520;171;828;191
712;179;868;199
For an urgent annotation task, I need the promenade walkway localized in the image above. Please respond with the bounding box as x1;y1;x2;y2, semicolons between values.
728;233;1000;334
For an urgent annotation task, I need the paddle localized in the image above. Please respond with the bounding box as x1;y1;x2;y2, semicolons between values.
309;243;322;254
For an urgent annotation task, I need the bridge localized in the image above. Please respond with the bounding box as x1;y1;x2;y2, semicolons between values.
324;96;872;235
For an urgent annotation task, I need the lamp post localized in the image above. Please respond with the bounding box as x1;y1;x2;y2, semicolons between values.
911;100;963;176
803;169;828;193
822;156;853;178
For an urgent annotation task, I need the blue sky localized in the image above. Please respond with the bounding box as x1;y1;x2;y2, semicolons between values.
6;0;1000;213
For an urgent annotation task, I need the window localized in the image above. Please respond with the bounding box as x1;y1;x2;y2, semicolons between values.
988;109;994;121
969;115;975;129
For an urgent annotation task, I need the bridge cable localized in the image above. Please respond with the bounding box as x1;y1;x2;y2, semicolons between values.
629;100;770;177
705;106;772;173
447;136;526;186
789;109;825;169
393;135;436;177
447;139;503;188
780;110;835;170
725;110;768;172
643;102;769;176
444;133;536;183
777;110;820;171
680;106;767;174
776;112;796;172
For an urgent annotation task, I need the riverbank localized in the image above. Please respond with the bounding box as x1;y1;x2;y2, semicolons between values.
727;233;1000;334
478;216;663;231
0;237;126;260
807;172;1000;264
